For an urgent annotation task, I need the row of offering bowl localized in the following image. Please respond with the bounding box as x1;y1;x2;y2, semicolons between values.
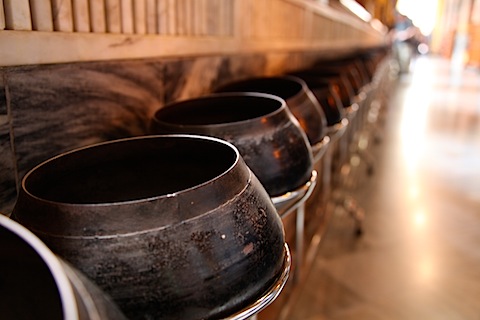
10;67;366;319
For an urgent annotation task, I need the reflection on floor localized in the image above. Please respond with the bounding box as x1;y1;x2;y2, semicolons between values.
288;55;480;320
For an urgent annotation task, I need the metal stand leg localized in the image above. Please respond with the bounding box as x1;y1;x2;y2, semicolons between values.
342;194;365;236
294;203;305;282
326;119;367;236
272;170;317;287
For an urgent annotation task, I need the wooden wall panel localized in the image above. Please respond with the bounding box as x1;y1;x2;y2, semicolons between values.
105;0;122;33
72;0;90;32
120;0;134;34
30;0;54;31
4;0;32;30
89;0;106;32
0;0;5;30
0;0;387;66
52;0;74;32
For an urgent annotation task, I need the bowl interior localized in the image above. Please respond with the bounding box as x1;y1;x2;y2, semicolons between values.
215;78;303;100
291;72;353;108
154;94;282;126
24;136;237;204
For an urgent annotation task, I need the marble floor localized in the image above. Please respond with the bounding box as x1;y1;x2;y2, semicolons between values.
287;55;480;320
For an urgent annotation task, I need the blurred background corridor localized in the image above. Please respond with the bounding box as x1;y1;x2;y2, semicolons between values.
284;2;480;314
284;1;480;318
287;53;480;320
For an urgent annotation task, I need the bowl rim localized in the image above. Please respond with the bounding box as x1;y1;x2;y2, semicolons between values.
20;134;243;207
214;75;308;100
152;92;288;129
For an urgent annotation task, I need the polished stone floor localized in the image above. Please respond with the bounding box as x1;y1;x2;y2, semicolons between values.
288;55;480;320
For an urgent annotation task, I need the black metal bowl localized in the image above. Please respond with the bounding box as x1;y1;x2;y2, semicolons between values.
151;93;314;197
13;135;287;320
214;76;327;145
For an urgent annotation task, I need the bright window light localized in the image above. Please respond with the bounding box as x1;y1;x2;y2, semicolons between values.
396;0;439;35
339;0;372;22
